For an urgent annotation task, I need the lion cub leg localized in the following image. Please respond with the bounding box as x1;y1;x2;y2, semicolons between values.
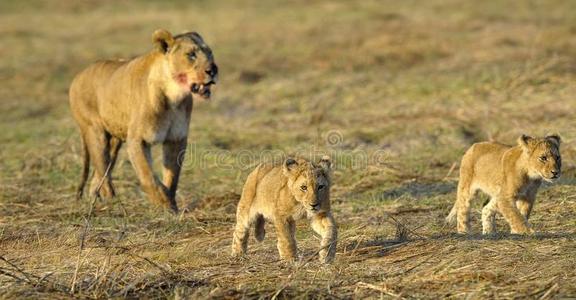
516;191;536;221
497;193;533;234
481;198;498;234
274;218;297;262
455;180;474;234
451;152;476;233
253;215;266;242
232;170;260;257
231;214;251;257
310;212;337;264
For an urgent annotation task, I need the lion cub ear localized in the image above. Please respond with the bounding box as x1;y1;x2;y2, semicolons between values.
518;134;535;151
318;155;332;173
545;134;562;147
153;29;175;53
282;158;299;178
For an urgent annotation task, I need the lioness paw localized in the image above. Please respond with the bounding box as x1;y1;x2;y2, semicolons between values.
319;252;335;264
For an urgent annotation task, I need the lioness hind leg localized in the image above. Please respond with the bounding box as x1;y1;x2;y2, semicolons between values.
482;198;498;234
86;127;115;198
76;134;91;200
105;136;123;197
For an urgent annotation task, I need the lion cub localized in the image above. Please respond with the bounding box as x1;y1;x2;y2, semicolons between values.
231;157;337;263
447;134;561;234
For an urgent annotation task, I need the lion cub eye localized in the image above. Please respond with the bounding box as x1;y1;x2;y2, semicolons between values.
318;184;325;190
539;155;548;162
300;185;307;191
187;51;197;61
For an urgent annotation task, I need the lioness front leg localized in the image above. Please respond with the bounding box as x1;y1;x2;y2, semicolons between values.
310;212;337;263
274;218;297;262
127;138;174;212
161;139;187;212
497;194;533;234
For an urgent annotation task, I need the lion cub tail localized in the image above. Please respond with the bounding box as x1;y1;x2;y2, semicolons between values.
445;205;457;224
253;215;265;242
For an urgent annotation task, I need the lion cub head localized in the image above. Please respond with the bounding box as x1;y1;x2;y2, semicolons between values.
518;134;562;182
153;29;218;99
282;156;332;213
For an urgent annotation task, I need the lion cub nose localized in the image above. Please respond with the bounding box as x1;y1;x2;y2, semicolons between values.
551;170;559;177
310;203;320;211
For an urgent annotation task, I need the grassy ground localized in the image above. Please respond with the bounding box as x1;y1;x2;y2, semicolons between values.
1;0;576;298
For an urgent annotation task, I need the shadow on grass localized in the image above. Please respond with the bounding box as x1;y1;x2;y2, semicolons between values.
378;181;456;201
341;237;410;259
340;231;576;261
122;277;207;299
428;231;576;241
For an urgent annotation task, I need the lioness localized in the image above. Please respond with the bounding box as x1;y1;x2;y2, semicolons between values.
446;134;561;234
231;157;337;263
69;29;218;212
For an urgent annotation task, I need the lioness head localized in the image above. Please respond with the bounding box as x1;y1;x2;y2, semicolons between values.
153;29;218;99
518;134;562;182
283;156;332;213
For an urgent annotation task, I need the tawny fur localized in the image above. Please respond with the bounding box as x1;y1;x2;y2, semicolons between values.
231;157;337;263
69;29;218;212
447;134;561;234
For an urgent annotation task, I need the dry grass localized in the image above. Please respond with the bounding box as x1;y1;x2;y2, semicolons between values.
1;0;576;298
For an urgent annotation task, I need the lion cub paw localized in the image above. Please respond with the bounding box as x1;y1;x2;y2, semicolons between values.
231;245;246;258
511;226;535;235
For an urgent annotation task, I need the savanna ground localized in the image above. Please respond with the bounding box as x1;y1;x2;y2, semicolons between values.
1;0;576;298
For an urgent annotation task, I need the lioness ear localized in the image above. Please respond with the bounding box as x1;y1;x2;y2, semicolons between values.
282;158;299;177
545;134;561;147
318;155;332;172
518;134;534;151
153;29;174;53
186;31;204;43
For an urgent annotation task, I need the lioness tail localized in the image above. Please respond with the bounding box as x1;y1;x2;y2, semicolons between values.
76;137;90;200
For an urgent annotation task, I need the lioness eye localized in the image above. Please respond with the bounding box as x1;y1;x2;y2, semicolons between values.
300;185;307;191
318;184;325;190
539;156;547;162
187;51;197;61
